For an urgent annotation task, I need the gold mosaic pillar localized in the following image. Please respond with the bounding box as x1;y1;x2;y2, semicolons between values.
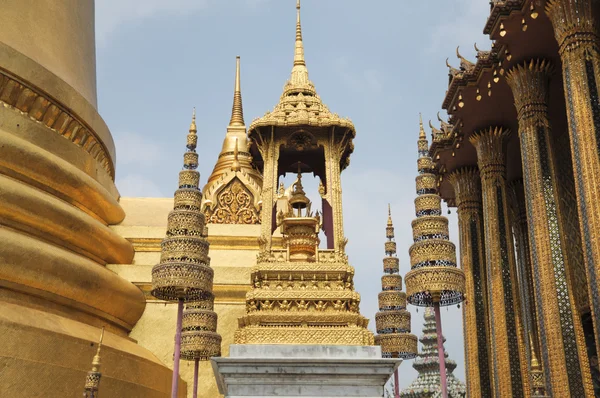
469;127;530;397
546;0;600;363
506;179;546;396
448;168;492;398
506;59;594;396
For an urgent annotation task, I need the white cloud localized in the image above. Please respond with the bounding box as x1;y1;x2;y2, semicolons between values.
117;173;165;197
95;0;272;45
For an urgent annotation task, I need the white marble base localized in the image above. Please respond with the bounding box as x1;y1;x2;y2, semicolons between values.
211;345;400;397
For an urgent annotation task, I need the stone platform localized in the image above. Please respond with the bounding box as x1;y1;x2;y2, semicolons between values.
211;345;399;398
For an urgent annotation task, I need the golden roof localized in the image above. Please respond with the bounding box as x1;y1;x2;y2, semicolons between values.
248;0;355;131
202;56;262;224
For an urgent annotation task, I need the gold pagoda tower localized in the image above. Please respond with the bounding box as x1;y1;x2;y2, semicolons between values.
429;0;600;396
233;0;373;346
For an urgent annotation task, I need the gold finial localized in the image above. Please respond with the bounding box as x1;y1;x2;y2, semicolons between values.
387;204;393;226
92;327;105;371
190;107;197;133
186;108;199;153
419;113;426;139
84;327;105;395
229;56;245;127
294;0;306;67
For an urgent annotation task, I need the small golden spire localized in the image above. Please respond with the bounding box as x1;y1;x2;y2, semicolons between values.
92;327;104;370
419;113;426;139
229;56;245;127
190;107;197;133
294;0;305;67
387;203;393;226
84;327;105;396
186;108;198;153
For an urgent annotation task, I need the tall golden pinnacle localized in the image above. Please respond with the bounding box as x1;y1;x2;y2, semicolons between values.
84;327;105;397
294;0;305;67
229;56;245;127
249;0;354;130
202;56;262;224
405;120;465;307
375;206;418;359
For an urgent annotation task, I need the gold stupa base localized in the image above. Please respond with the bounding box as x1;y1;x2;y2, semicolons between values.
234;326;374;345
0;302;185;398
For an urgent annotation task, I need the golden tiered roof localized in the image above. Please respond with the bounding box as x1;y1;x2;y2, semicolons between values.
248;0;355;131
374;206;418;358
404;117;465;307
202;57;263;224
235;173;373;345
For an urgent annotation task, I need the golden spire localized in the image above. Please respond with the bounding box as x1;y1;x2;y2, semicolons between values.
419;113;426;139
202;57;262;224
229;56;245;127
289;0;310;87
386;204;394;239
187;108;198;152
294;0;305;66
189;107;197;133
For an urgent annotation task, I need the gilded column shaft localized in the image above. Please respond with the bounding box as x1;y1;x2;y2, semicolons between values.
507;179;546;395
506;59;594;396
469;127;530;397
324;137;346;252
256;128;278;254
449;168;492;398
546;0;600;364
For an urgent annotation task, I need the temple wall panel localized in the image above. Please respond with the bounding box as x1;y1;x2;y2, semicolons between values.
111;198;277;397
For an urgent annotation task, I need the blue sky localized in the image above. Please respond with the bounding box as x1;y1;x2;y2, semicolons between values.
95;0;492;389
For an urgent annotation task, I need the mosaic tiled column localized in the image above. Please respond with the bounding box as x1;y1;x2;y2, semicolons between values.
469;127;529;397
448;168;492;398
506;179;546;396
506;59;594;396
546;0;600;366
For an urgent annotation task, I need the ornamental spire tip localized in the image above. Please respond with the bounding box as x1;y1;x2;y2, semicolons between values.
294;0;305;67
229;56;245;127
190;107;197;133
419;113;426;139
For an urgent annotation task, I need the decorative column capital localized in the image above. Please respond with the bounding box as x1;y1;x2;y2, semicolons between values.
546;0;599;54
506;59;554;122
448;167;481;216
469;127;510;179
